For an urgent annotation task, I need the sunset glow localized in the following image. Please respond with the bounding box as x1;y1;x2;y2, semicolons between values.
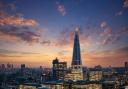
0;0;128;68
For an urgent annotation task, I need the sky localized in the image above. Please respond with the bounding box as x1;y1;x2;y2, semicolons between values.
0;0;128;68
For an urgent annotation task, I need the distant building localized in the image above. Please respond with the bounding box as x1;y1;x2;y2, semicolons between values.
21;64;26;69
1;64;5;69
41;68;52;82
21;64;26;76
94;65;102;70
125;62;128;71
52;58;67;80
11;64;13;69
89;68;102;81
7;63;13;69
102;78;120;89
83;67;88;80
65;27;84;81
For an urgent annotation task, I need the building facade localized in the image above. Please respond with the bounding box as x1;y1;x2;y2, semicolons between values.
52;58;67;80
65;27;84;81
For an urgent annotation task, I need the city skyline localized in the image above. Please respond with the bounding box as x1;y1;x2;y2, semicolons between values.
0;0;128;68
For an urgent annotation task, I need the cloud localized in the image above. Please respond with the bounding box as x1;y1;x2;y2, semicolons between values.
100;21;107;28
56;2;66;16
101;37;112;45
58;50;69;56
55;26;91;48
100;27;112;37
100;21;112;35
120;27;128;34
0;1;16;11
0;15;38;27
0;48;39;54
115;0;128;16
55;27;73;46
100;21;114;45
92;46;128;59
99;21;128;46
115;11;123;16
115;46;128;53
123;0;128;8
82;46;128;67
40;40;51;46
0;25;41;44
0;54;22;57
99;21;127;46
0;1;45;45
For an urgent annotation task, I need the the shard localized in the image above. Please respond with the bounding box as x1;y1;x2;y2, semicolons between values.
72;27;82;66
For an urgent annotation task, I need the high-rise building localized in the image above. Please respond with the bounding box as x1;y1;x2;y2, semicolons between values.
21;64;26;69
65;27;84;81
41;69;52;82
0;64;5;69
21;64;26;75
7;63;11;69
125;62;128;71
6;63;13;70
52;57;67;80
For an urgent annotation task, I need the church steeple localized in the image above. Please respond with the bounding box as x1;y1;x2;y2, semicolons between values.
72;27;82;65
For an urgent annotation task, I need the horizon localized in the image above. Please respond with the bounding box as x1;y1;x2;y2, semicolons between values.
0;0;128;68
0;62;126;68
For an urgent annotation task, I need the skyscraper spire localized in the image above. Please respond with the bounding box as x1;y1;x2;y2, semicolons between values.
72;27;82;65
64;27;83;81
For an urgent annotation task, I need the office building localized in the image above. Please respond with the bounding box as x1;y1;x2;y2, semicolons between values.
52;57;67;80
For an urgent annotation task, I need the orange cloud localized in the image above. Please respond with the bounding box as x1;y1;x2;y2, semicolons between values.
0;31;20;42
82;46;128;67
0;3;45;45
0;16;37;27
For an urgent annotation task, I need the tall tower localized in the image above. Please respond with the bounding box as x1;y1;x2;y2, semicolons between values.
71;27;83;80
64;27;83;81
72;27;82;66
